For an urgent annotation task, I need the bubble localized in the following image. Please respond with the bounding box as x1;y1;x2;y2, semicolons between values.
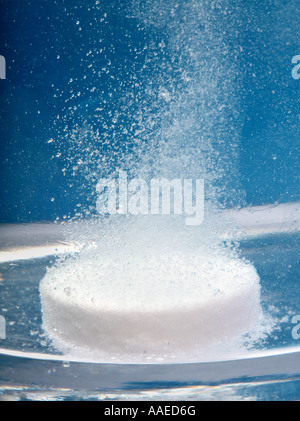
40;0;265;363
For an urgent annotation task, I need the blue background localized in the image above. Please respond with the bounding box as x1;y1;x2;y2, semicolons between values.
0;0;299;223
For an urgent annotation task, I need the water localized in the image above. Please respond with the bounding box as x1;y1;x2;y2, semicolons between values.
0;226;300;400
0;0;299;400
1;230;300;357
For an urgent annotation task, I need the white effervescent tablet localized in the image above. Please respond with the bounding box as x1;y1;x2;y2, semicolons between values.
40;217;262;363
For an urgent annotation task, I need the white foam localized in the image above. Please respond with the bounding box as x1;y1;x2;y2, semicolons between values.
40;216;262;363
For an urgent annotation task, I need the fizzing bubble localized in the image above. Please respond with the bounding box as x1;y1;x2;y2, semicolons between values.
40;0;266;363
